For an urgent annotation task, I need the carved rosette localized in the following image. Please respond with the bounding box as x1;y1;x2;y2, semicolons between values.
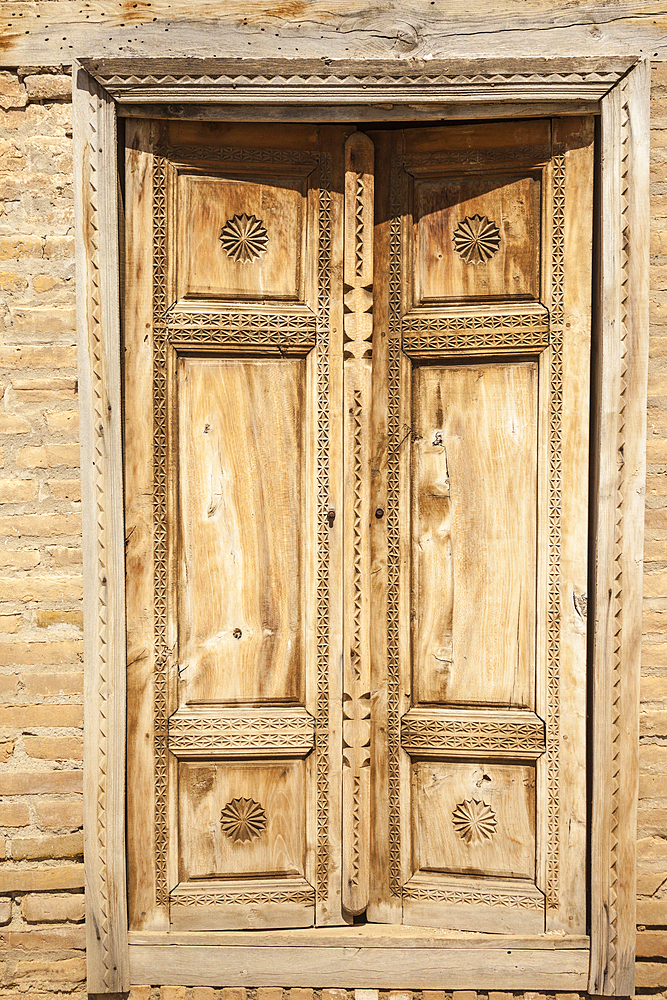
452;214;501;265
452;798;498;844
220;797;267;844
220;213;269;263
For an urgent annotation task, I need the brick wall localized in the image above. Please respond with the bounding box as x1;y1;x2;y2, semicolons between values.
0;68;85;998
0;63;665;998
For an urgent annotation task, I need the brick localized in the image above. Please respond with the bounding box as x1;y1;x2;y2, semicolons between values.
0;270;28;292
0;704;83;728
639;807;667;837
0;345;77;369
0;235;44;260
452;994;478;1000
11;956;86;984
223;991;247;1000
32;275;61;293
24;74;72;101
47;410;78;433
0;737;14;762
23;736;83;760
34;798;83;830
0;864;84;893
24;671;83;697
354;992;378;1000
640;774;667;798
637;929;667;957
321;992;345;1000
0;513;81;537
0;577;83;600
647;438;667;463
47;479;81;501
36;609;83;629
162;989;188;1000
0;839;7;860
12;378;77;401
0;612;21;632
643;572;667;598
641;710;667;736
642;676;667;701
129;988;153;1000
0;549;39;569
0;72;27;110
637;871;667;895
12;832;83;861
0;639;82;664
0;478;37;503
44;236;74;260
640;745;667;770
9;925;86;951
9;307;76;340
0;674;19;697
0;802;29;827
635;962;667;988
0;899;10;925
16;444;80;468
258;991;283;1000
0;772;82;795
288;992;310;1000
0;413;31;433
46;545;82;566
22;892;84;923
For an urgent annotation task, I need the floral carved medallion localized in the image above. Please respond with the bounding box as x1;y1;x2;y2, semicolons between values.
220;796;267;844
452;214;501;265
220;213;269;263
452;798;498;844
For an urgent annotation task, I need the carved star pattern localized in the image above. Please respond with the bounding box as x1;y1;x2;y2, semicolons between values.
452;214;501;265
220;796;267;844
219;213;269;263
451;798;498;844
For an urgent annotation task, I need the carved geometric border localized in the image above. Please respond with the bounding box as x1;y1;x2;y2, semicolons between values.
76;57;647;996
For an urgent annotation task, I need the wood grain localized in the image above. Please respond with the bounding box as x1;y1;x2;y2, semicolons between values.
412;362;537;709
177;357;304;706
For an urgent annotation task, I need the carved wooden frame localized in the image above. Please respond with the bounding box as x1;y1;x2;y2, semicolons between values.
74;56;648;996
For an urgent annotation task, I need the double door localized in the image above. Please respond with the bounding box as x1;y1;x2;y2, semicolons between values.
124;116;593;938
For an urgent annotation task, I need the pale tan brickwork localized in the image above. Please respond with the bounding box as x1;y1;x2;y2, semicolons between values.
0;66;85;1000
1;61;667;998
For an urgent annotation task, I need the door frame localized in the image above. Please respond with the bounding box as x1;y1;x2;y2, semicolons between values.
73;56;649;996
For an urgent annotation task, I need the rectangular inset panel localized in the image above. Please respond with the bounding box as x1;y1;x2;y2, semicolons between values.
177;170;308;301
178;358;304;705
413;173;541;303
412;362;537;708
413;760;536;880
179;760;306;881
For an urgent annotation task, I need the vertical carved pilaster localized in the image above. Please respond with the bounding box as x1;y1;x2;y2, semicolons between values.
342;133;374;916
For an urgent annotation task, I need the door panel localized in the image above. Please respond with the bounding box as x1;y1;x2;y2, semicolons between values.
411;362;537;709
177;357;305;706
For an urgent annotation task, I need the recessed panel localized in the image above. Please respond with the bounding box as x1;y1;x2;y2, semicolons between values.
413;760;535;880
177;171;307;301
179;760;305;880
413;173;540;303
412;362;537;708
178;357;304;705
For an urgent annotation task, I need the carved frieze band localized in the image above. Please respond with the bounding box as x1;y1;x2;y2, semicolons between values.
170;885;315;907
165;309;317;352
546;150;566;912
401;715;546;758
168;711;315;758
401;309;549;356
403;883;543;910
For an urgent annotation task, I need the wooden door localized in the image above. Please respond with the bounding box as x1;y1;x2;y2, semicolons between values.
124;117;593;937
125;121;348;931
366;119;593;934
